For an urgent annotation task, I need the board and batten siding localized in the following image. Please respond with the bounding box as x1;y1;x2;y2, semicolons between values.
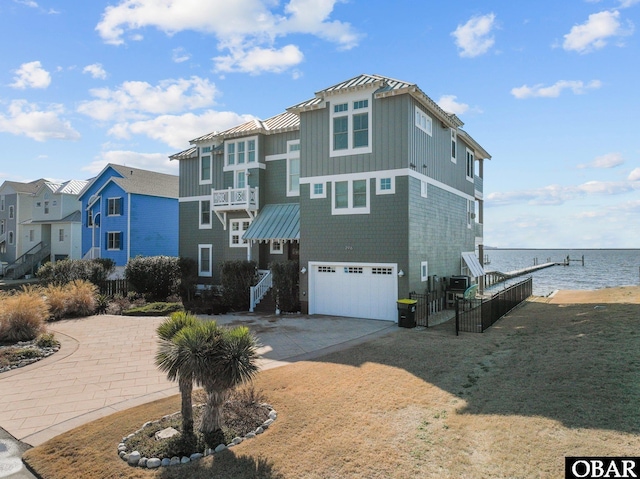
178;152;225;198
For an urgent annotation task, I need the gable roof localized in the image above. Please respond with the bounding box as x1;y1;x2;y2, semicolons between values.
190;111;300;144
78;164;178;200
0;179;47;195
288;73;464;129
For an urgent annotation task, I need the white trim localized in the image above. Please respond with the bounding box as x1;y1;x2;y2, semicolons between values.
466;148;475;182
376;177;395;195
178;195;211;203
421;261;429;282
286;139;301;197
421;180;428;198
107;231;121;251
451;129;457;163
329;91;373;158
199;199;212;229
199;149;212;185
270;240;284;255
127;193;131;261
415;106;433;136
224;135;258;170
332;178;370;215
229;218;251;248
107;197;122;216
301;168;475;202
310;182;326;199
198;244;213;277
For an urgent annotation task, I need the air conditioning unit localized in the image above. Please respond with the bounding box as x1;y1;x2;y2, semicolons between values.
448;276;470;291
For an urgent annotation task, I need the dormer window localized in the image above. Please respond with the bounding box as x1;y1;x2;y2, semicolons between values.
225;137;258;169
330;93;372;157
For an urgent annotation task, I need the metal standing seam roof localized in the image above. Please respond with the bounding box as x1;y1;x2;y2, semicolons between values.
189;111;300;144
242;203;300;242
169;146;198;161
462;252;485;278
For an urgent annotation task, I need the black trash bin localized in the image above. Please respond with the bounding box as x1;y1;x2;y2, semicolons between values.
397;299;417;328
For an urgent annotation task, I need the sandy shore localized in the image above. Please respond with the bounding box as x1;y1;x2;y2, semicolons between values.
547;285;640;304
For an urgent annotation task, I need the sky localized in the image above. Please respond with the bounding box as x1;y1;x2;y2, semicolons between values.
0;0;639;249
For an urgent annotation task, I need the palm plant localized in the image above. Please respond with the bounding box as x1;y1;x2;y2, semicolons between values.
155;311;199;438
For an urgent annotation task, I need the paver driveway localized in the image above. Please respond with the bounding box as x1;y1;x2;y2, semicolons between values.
0;313;394;447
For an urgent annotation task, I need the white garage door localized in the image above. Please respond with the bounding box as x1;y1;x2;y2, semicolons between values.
309;262;398;321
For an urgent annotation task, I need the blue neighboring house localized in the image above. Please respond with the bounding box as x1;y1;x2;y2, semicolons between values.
78;164;179;276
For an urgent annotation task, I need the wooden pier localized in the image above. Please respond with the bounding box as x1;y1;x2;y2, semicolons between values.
483;262;560;288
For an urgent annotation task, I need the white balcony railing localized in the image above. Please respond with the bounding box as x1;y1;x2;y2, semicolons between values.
212;187;258;212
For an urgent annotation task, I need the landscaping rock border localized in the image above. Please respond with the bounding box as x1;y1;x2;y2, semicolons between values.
117;407;277;469
0;340;60;374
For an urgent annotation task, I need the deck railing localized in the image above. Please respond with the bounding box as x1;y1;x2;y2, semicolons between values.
212;187;258;211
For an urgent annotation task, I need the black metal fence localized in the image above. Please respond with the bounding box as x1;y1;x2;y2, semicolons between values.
97;279;129;297
456;277;532;335
409;289;446;327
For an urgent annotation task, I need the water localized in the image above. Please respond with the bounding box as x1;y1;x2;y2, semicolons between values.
484;249;640;297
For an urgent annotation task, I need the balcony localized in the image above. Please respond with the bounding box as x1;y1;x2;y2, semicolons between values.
212;187;259;227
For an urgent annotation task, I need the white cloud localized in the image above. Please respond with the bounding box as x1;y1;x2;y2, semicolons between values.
562;10;633;53
83;63;107;80
487;178;640;207
619;0;640;8
0;100;80;142
14;0;38;7
10;61;51;89
451;13;497;58
82;150;178;176
108;110;255;149
629;168;640;181
437;95;469;115
214;44;304;75
577;152;624;169
95;0;360;74
172;47;191;63
511;79;602;99
77;76;218;121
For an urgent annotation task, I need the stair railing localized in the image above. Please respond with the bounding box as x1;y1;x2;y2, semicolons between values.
249;269;272;312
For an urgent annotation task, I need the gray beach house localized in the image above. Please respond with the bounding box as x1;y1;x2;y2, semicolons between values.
171;74;490;321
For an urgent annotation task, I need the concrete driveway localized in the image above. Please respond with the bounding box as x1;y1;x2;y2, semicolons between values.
0;313;394;448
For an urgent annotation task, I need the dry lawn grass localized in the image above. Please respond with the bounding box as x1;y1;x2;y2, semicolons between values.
24;286;640;479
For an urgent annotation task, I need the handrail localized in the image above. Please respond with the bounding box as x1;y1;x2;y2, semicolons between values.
249;270;272;312
5;242;51;279
212;187;259;210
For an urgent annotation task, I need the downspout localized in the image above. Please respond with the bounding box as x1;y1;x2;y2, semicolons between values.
127;193;131;262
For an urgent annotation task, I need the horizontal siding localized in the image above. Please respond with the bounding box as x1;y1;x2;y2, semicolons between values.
130;194;179;258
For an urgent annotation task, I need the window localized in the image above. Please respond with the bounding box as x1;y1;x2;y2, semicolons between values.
376;177;395;195
421;180;428;198
198;244;212;277
270;240;283;254
332;178;370;215
467;200;474;228
372;267;393;275
0;196;4;211
36;202;42;208
330;95;372;157
107;232;121;250
466;148;475;181
345;267;363;274
225;137;258;168
8;231;14;245
87;210;94;227
333;116;348;150
9;205;14;219
0;220;4;234
59;228;65;242
44;201;49;215
200;153;211;184
318;266;336;273
287;140;300;197
235;170;246;189
107;198;121;216
200;200;211;229
29;229;34;242
311;182;325;199
421;261;429;282
451;129;457;163
248;140;256;163
415;107;432;136
229;219;251;247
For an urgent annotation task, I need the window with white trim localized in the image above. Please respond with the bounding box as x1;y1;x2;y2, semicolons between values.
0;220;4;235
421;180;428;198
311;182;325;199
9;205;14;219
332;179;370;215
87;210;93;227
229;219;251;247
421;261;429;282
107;198;122;216
107;232;122;250
330;95;372;157
59;228;65;242
198;244;212;277
8;231;14;245
466;148;475;181
235;170;246;189
44;201;49;215
225;137;258;168
467;200;473;228
270;240;283;254
0;196;4;211
287;140;300;196
415;106;432;136
29;229;34;242
376;177;395;195
200;146;212;184
451;129;457;163
199;199;211;229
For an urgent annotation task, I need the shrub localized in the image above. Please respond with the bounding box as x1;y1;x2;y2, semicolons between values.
65;280;98;317
122;302;184;317
36;332;58;348
125;256;181;302
0;287;49;343
36;259;115;286
43;284;69;321
270;260;300;313
178;257;198;303
220;260;257;311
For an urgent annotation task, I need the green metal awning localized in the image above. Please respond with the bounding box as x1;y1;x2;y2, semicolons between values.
243;203;300;242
